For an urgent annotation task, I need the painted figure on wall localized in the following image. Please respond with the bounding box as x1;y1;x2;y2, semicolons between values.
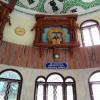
42;27;70;44
51;32;63;44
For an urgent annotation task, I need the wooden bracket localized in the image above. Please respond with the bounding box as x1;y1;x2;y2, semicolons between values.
31;23;36;31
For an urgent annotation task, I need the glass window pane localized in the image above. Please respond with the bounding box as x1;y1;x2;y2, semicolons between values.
57;86;63;100
90;72;100;82
37;78;45;82
0;81;7;100
92;84;100;100
0;71;21;80
47;85;53;100
65;78;74;82
37;85;44;100
91;27;100;45
66;85;73;100
0;70;22;100
82;29;92;46
8;82;19;100
82;21;97;27
47;74;63;82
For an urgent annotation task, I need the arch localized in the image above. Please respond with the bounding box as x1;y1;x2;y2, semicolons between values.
0;69;23;80
88;70;100;83
0;69;23;100
88;70;100;100
65;76;77;100
65;76;75;82
46;72;64;82
36;76;46;82
34;73;77;100
80;19;100;47
80;19;99;28
89;70;100;82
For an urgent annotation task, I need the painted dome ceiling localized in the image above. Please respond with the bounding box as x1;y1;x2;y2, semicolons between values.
4;0;100;15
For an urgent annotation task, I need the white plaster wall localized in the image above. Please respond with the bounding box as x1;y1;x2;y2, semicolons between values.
0;64;100;100
3;10;36;46
77;10;100;25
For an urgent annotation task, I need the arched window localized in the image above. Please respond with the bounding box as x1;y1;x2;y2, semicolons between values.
89;71;100;100
80;20;100;47
0;69;23;100
47;73;63;100
34;73;77;100
65;77;76;100
35;77;45;100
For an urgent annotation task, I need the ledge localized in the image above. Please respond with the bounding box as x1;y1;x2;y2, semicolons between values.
0;41;100;69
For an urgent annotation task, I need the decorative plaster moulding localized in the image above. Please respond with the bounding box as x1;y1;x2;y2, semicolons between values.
82;0;95;3
3;0;100;15
15;27;26;36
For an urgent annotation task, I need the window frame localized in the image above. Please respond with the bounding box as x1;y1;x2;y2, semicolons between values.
34;72;77;100
80;20;100;47
0;69;23;100
88;70;100;100
65;76;77;100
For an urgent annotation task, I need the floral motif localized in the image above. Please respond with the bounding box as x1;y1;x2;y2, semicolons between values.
11;0;100;15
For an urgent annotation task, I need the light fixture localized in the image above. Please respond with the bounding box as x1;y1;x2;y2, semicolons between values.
54;54;60;59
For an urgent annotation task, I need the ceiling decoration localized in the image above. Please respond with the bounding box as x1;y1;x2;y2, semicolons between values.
13;0;100;15
18;0;39;8
44;0;63;14
82;0;95;3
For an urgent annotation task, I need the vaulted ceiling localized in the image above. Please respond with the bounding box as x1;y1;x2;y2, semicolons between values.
4;0;100;15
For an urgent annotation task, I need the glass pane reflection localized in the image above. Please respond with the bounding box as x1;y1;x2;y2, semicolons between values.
66;85;73;100
37;85;44;100
92;84;100;100
91;27;100;45
0;71;21;80
48;85;53;100
0;82;7;100
57;86;63;100
8;82;19;100
82;29;92;46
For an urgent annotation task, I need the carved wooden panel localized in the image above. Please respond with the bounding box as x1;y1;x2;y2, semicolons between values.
0;41;100;69
33;14;80;48
0;0;16;40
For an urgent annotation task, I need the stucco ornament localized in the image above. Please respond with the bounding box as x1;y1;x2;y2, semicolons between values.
44;0;64;14
19;0;39;8
15;27;26;36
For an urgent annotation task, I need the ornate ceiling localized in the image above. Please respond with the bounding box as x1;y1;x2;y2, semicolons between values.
4;0;100;15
